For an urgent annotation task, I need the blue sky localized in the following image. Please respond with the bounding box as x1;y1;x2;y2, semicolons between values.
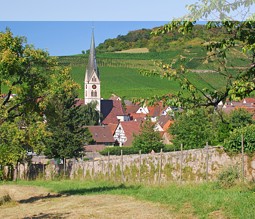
0;1;194;56
0;0;192;21
0;21;170;56
0;1;254;56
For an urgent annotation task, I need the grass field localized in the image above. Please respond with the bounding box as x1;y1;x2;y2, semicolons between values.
3;180;255;218
60;43;250;99
71;66;232;99
71;66;182;99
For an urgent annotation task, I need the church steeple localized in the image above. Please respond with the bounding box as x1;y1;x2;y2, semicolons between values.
86;29;99;81
84;30;101;113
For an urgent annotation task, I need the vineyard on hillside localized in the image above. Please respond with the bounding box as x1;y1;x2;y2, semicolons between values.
57;42;249;99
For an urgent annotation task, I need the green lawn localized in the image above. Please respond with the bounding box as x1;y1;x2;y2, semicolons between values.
8;180;255;218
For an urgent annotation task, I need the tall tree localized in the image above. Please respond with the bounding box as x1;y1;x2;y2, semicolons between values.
140;1;255;116
0;29;78;179
44;91;98;160
41;58;99;160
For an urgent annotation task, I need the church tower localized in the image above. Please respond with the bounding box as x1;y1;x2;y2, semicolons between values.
84;30;101;113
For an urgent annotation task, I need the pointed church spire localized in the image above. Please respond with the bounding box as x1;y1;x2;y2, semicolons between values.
86;29;99;81
84;29;101;114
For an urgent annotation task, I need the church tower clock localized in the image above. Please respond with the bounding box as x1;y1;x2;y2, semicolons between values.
84;30;101;113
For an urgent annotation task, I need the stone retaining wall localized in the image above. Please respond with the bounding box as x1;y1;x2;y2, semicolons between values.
12;147;255;182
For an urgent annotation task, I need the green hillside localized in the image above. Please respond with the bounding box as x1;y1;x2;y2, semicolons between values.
59;50;248;99
58;24;250;99
70;65;230;99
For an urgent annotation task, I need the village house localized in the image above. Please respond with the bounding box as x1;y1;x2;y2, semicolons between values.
82;31;175;149
85;126;115;152
113;121;141;146
220;98;255;117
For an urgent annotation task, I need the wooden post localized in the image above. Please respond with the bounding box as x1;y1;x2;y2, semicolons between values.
63;158;66;178
158;148;163;185
121;150;124;183
205;142;209;182
180;144;183;182
114;160;116;183
82;155;85;179
108;151;110;180
139;150;142;183
101;160;104;179
42;162;45;180
92;152;95;180
241;134;245;182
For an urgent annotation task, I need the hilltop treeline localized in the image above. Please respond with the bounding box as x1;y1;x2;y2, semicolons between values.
96;25;226;53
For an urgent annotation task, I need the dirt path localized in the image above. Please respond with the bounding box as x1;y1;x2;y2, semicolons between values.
0;185;181;219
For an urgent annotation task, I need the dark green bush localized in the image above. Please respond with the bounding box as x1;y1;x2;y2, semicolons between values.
99;146;140;156
100;144;177;156
162;144;180;152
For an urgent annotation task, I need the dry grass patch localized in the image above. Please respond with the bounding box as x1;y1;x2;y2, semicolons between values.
115;48;149;53
0;185;177;219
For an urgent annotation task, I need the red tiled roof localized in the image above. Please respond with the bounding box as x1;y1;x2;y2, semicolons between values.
120;121;141;146
108;123;118;135
148;105;162;117
242;98;255;104
125;105;140;114
222;105;255;116
101;100;126;125
88;126;115;144
157;115;174;131
129;113;146;122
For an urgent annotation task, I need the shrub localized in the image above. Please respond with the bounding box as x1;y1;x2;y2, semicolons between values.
99;146;140;156
100;144;175;156
0;192;12;206
216;166;240;188
133;120;164;153
162;144;180;152
169;108;215;149
224;124;255;154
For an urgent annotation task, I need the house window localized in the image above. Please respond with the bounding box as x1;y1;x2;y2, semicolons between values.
94;90;97;97
91;91;94;97
92;76;96;82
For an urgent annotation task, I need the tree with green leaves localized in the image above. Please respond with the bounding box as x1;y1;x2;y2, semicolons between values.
133;120;164;153
140;1;255;119
169;108;216;149
228;108;253;129
0;29;82;179
224;124;255;154
44;91;98;160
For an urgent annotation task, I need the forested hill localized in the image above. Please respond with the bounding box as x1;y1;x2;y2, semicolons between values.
95;24;225;53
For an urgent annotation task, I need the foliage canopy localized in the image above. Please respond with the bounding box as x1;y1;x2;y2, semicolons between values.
133;120;164;153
